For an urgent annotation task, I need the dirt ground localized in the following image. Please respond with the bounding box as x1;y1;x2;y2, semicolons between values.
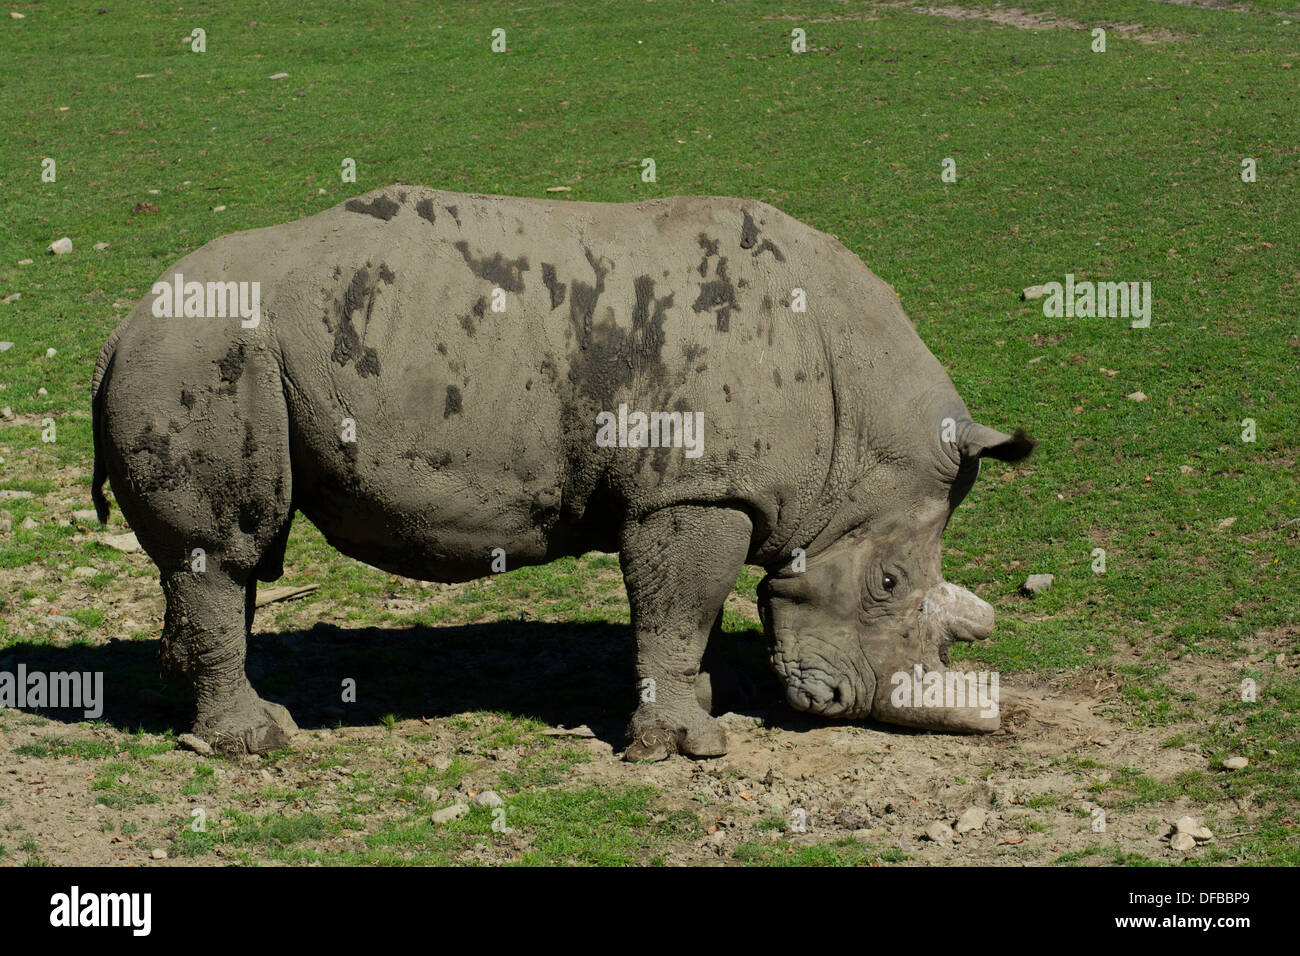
1;529;1276;866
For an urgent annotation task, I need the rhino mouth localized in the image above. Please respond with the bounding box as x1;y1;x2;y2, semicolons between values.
769;650;872;719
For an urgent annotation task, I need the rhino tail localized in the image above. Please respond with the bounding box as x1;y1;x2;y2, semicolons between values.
91;322;126;524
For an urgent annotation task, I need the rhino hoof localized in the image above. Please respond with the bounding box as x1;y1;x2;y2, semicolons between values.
624;727;675;762
200;698;298;756
623;712;728;761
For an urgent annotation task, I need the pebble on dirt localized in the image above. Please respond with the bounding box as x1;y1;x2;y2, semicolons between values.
47;237;72;255
955;807;988;833
177;733;213;755
1222;756;1248;770
1170;815;1213;851
101;532;141;552
473;790;503;808
924;821;954;843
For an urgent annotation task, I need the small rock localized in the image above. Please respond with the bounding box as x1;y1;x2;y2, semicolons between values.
21;516;37;530
1178;464;1194;475
473;790;503;808
45;347;56;357
1170;831;1197;853
36;387;47;395
101;532;141;552
0;342;12;351
47;237;73;255
16;260;32;266
955;807;987;833
11;10;25;18
211;205;226;213
432;802;470;824
421;785;440;802
1222;756;1248;771
1216;516;1237;530
431;755;452;772
177;733;212;755
151;848;167;860
2;293;21;304
0;489;31;499
93;242;110;251
72;566;98;577
1173;815;1213;842
707;829;727;847
924;820;954;843
1021;285;1047;300
117;773;131;784
1;407;14;420
72;509;99;523
45;615;82;630
269;72;289;79
1020;573;1054;596
1127;391;1147;402
0;516;11;534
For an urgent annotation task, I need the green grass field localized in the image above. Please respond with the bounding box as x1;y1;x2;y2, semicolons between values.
0;0;1296;866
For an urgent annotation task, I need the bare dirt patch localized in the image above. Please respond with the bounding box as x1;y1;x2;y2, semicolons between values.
889;3;1189;43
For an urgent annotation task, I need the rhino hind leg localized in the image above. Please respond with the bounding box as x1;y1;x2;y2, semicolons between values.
160;568;297;755
620;506;752;761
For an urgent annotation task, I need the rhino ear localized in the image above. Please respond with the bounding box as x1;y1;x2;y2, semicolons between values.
959;423;1036;462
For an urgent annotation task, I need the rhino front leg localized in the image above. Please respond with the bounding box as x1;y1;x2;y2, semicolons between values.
620;506;752;761
160;568;297;755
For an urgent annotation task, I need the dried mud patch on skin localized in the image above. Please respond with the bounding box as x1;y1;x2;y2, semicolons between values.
887;3;1189;43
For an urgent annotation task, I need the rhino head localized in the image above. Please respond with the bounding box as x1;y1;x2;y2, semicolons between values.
758;419;1034;733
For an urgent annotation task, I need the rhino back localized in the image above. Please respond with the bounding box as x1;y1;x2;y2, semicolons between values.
125;186;928;572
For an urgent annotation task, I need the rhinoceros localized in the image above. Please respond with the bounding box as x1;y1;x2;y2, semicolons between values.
91;185;1033;758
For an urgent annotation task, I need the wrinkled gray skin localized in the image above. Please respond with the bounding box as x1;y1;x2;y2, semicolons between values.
91;186;1034;758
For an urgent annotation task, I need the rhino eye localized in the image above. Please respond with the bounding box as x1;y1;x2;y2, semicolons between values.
882;573;897;592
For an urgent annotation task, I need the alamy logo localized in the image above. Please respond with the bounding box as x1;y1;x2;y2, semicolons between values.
50;886;151;936
890;664;999;719
150;272;261;328
595;403;704;459
1040;273;1151;327
0;664;103;718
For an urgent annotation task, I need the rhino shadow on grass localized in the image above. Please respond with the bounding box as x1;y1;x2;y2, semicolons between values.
0;621;796;748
